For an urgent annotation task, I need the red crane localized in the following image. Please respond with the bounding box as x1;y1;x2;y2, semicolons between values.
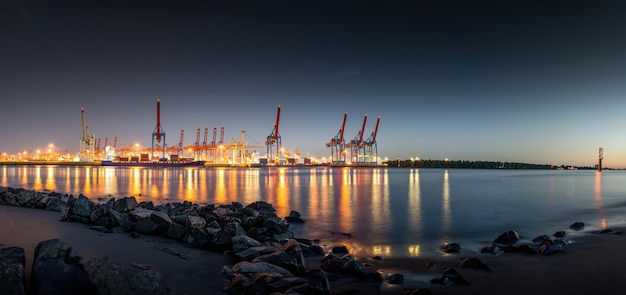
363;116;381;164
265;105;282;163
211;127;217;146
326;112;348;163
152;99;166;159
219;126;225;145
202;128;208;146
347;114;368;164
178;129;184;155
194;128;201;148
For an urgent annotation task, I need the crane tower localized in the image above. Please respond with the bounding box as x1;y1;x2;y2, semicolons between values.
152;99;166;160
346;114;367;164
265;105;282;164
326;112;348;164
80;108;95;161
362;116;380;164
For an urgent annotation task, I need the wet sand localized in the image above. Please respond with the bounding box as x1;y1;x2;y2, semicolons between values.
2;205;626;294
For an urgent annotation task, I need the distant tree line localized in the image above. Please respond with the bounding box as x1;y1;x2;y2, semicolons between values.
384;159;552;169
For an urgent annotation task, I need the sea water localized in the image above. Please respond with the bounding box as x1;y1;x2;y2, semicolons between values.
2;165;625;258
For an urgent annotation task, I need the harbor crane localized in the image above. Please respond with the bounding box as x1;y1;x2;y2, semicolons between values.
362;116;380;164
151;99;166;160
80;107;95;161
265;105;282;163
326;112;348;164
211;127;217;146
346;114;367;164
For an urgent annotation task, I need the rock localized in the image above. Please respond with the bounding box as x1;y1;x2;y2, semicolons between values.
431;268;470;286
128;207;154;221
212;222;247;251
71;194;92;219
569;221;585;230
150;211;173;229
231;261;294;277
538;239;566;255
165;222;186;240
233;245;279;261
342;260;366;277
110;209;135;232
232;235;262;252
459;257;492;272
30;239;97;295
0;246;26;295
386;273;404;284
85;256;170;295
113;196;138;213
440;243;460;253
185;215;206;229
183;227;212;249
253;251;300;274
532;235;550;243
331;245;349;255
553;231;566;238
493;230;520;245
285;210;305;223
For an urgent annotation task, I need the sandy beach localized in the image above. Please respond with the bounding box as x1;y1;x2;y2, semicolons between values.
2;204;626;294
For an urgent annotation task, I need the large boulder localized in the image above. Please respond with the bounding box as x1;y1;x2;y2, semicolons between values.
29;239;97;295
85;256;170;295
0;246;26;295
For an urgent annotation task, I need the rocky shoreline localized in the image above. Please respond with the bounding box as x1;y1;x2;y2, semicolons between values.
1;186;393;294
1;186;619;295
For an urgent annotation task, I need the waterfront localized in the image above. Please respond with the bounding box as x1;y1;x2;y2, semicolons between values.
2;165;625;258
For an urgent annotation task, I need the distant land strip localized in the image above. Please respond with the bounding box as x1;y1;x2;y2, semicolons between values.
385;159;610;170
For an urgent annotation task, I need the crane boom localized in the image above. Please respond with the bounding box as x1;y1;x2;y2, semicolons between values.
358;115;367;144
113;136;118;149
274;105;281;140
371;116;380;143
155;99;162;142
195;128;201;147
339;112;347;143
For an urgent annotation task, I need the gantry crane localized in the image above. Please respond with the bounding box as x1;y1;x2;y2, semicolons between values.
326;112;348;164
151;99;166;160
80;107;95;161
362;116;380;164
178;129;184;157
265;105;282;163
346;114;367;164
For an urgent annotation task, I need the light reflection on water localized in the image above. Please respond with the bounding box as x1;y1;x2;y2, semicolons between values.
1;165;626;258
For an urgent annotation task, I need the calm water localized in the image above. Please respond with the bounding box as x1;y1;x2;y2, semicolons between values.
2;165;626;258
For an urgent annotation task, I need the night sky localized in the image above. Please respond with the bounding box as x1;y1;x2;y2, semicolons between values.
2;0;626;167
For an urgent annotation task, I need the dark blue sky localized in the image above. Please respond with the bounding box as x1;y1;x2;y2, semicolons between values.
2;0;626;166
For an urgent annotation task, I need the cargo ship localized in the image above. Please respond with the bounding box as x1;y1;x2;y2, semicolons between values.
101;153;205;167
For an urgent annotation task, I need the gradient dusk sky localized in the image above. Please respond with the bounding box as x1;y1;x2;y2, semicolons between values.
2;0;626;167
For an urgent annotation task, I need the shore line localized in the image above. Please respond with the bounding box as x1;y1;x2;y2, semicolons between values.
2;186;626;294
